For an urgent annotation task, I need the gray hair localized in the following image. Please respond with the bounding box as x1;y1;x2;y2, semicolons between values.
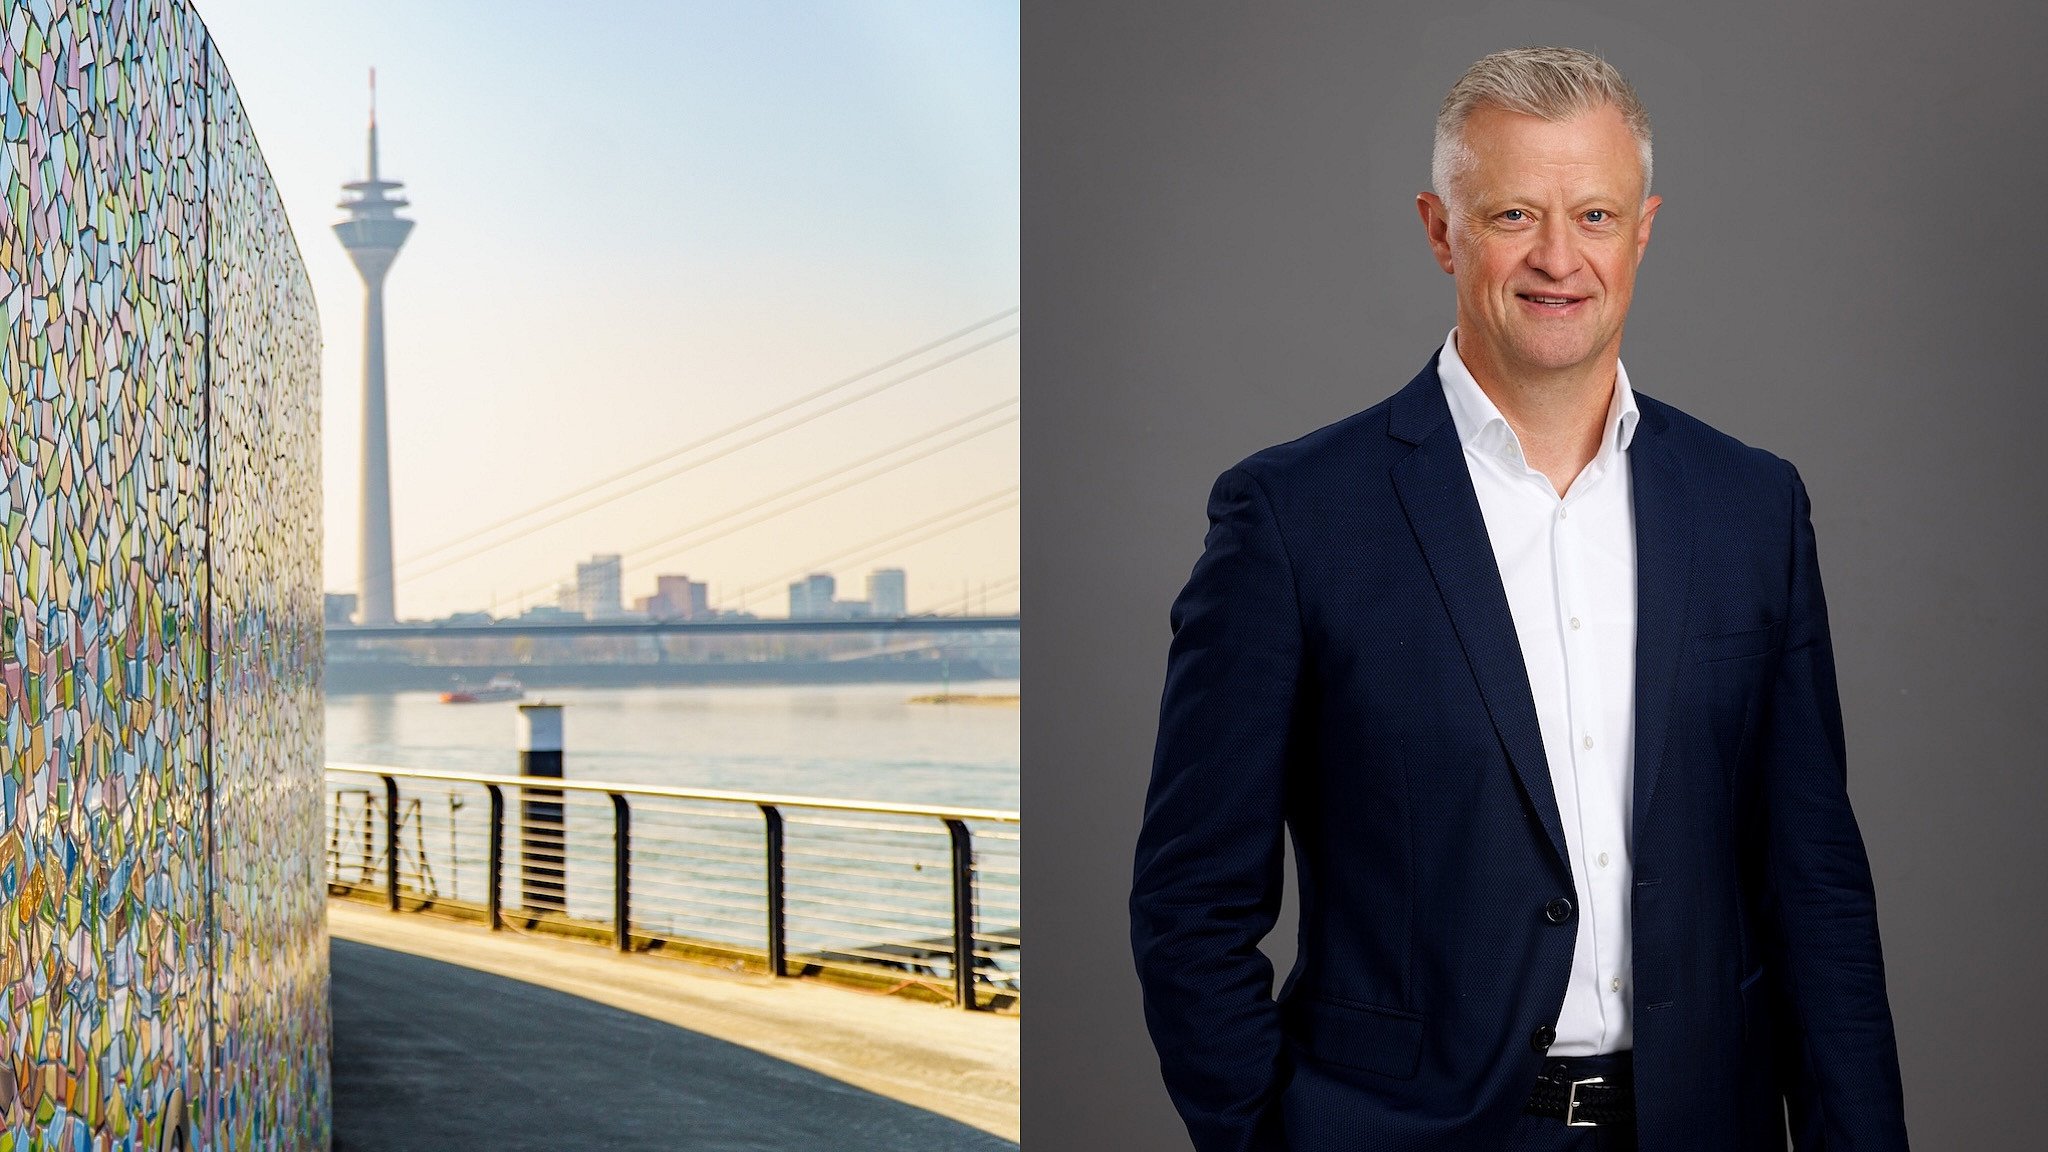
1431;46;1653;206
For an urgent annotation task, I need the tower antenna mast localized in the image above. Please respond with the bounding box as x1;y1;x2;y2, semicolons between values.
334;67;415;625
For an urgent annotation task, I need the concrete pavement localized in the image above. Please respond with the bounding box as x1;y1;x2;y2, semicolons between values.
328;899;1019;1150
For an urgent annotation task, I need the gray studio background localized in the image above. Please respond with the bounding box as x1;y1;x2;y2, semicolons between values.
1025;1;2048;1147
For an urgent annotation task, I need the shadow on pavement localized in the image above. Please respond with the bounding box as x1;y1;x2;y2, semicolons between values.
330;937;1018;1152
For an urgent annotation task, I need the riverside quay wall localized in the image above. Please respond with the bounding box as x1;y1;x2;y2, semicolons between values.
0;3;325;1150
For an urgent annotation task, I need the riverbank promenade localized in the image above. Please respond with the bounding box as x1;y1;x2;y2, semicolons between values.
329;899;1020;1150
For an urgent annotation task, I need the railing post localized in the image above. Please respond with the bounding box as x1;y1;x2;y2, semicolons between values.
762;805;786;977
517;704;567;914
945;818;977;1010
358;794;375;883
327;790;341;880
611;793;631;952
485;784;505;931
383;775;400;912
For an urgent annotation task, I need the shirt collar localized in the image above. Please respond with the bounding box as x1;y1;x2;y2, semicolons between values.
1436;327;1640;467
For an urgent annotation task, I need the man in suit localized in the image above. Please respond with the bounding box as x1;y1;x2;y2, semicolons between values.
1129;47;1908;1151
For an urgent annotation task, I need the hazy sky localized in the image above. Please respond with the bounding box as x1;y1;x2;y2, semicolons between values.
193;0;1019;620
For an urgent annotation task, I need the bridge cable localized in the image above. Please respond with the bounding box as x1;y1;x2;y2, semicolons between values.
921;573;1021;617
399;327;1016;583
722;489;1020;613
495;411;1018;610
614;400;1018;568
396;306;1019;568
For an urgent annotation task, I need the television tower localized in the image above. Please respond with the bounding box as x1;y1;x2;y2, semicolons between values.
334;69;413;625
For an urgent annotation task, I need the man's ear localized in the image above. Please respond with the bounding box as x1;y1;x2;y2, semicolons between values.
1635;193;1662;263
1416;192;1455;274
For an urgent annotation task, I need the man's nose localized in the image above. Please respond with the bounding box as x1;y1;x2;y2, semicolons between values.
1525;218;1582;281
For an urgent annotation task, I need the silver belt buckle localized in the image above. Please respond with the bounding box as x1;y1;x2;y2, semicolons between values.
1565;1075;1605;1127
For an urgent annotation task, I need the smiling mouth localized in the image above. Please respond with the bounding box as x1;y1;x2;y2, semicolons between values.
1517;293;1586;311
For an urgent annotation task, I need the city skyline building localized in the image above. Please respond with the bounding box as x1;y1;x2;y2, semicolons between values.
789;572;836;619
334;70;414;626
356;558;986;624
638;573;710;619
577;553;625;618
788;567;916;619
867;568;907;618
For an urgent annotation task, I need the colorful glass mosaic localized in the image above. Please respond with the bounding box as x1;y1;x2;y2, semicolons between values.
0;2;326;1150
203;49;325;1152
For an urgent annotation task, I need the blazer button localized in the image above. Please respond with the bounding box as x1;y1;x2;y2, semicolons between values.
1544;897;1575;925
1531;1024;1556;1052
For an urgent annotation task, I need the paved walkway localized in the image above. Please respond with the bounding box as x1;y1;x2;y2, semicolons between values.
329;900;1019;1151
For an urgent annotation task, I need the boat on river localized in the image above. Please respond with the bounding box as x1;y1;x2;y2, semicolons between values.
438;674;525;704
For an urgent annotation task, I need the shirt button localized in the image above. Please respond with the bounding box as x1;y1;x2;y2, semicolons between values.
1558;506;1568;520
1582;735;1594;750
1598;852;1610;868
1610;977;1622;993
1570;617;1582;630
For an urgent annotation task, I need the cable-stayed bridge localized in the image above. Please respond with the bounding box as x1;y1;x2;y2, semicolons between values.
332;615;1019;640
374;307;1022;622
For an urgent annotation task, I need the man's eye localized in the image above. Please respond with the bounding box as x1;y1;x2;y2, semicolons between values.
1584;210;1609;223
1501;209;1527;222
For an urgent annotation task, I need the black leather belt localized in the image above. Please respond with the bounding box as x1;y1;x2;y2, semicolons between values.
1525;1053;1635;1128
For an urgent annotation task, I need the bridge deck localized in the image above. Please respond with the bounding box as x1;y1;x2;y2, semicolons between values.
329;899;1019;1150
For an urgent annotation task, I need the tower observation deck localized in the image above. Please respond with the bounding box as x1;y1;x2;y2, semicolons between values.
335;69;413;625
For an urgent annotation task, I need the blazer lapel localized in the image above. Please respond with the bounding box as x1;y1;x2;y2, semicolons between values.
1627;405;1694;834
1388;366;1570;871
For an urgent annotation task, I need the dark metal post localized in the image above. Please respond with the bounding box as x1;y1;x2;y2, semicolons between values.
448;795;463;900
517;703;567;914
383;776;400;911
485;783;504;931
945;818;976;1010
763;805;786;977
357;793;375;883
327;795;341;880
611;793;631;952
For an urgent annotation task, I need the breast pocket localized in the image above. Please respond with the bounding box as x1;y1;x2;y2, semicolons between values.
1691;622;1781;665
1688;624;1779;770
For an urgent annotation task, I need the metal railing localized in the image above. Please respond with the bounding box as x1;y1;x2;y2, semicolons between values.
324;764;1020;1010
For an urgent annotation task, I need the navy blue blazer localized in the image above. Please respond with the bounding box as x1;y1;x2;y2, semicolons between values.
1130;359;1908;1151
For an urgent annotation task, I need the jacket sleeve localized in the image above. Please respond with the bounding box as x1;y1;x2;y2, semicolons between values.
1131;465;1301;1152
1763;463;1910;1150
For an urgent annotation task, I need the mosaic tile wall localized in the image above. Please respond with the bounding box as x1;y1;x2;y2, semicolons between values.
0;2;326;1150
203;48;326;1152
204;35;325;1147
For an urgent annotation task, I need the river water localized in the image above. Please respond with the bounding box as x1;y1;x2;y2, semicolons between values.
324;678;1021;812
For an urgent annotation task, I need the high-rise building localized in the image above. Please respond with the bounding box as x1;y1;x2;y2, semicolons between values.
788;573;836;619
324;592;359;626
577;554;624;618
867;568;907;618
641;574;709;619
334;71;413;626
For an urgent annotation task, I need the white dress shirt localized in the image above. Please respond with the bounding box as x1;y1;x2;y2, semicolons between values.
1437;329;1639;1055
